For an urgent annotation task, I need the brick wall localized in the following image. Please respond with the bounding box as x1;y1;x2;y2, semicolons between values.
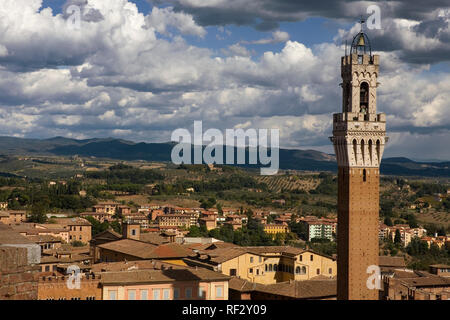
0;247;39;300
38;275;101;300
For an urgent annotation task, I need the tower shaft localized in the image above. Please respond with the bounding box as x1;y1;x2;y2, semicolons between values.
331;51;387;300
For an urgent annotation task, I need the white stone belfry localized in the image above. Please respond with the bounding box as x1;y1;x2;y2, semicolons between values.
330;47;387;168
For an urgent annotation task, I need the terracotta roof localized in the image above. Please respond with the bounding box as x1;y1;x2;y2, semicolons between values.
0;223;36;245
195;248;247;264
93;228;123;241
80;211;108;216
139;232;170;245
2;210;26;215
245;246;305;256
101;268;229;285
192;245;332;263
229;277;336;299
430;264;450;268
400;276;450;287
27;235;62;243
97;240;192;259
53;217;92;226
90;260;186;272
197;242;239;251
379;256;406;268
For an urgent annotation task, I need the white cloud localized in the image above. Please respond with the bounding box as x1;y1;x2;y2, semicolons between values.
0;0;448;160
241;30;290;45
145;6;206;37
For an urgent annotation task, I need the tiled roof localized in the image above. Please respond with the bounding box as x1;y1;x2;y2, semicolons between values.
27;235;62;243
430;264;450;268
192;245;332;263
194;248;247;264
97;240;192;259
379;256;406;268
0;223;35;245
90;260;186;272
139;232;170;245
101;268;229;285
400;276;450;287
229;277;337;299
53;218;92;226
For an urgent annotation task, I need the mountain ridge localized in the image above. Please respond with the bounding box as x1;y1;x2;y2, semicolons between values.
0;136;448;177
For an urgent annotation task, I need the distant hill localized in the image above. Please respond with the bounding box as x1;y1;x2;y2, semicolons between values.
0;136;448;177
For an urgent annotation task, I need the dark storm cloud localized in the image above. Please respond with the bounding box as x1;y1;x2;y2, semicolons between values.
149;0;448;27
150;0;450;64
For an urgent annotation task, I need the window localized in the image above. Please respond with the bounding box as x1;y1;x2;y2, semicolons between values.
329;268;332;274
163;289;170;300
230;269;237;276
299;255;302;262
295;266;300;274
128;290;136;300
310;255;313;261
198;288;206;299
79;235;82;240
249;268;253;274
317;268;320;275
185;288;192;299
302;266;306;274
173;288;180;300
274;264;277;271
360;82;369;113
259;257;262;263
108;290;117;300
269;264;273;272
250;257;253;263
265;264;268;272
140;290;148;300
216;286;224;298
79;226;82;231
363;169;367;182
153;289;160;300
45;265;50;272
132;229;136;236
256;269;259;275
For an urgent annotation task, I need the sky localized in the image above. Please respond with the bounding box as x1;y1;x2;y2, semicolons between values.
0;0;449;161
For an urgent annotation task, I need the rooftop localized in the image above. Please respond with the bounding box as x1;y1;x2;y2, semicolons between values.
97;239;192;259
229;277;336;299
101;268;229;285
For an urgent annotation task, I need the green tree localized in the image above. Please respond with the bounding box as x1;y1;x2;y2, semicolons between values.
394;229;402;245
384;217;393;227
28;203;47;223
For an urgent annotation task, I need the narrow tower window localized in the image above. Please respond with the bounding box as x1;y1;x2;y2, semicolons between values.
376;140;381;163
360;82;369;114
353;139;358;165
363;169;367;182
344;82;351;112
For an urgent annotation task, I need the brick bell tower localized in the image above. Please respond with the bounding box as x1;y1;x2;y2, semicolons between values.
330;22;387;300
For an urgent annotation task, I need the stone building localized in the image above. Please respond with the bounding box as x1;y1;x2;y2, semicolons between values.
0;223;41;300
184;246;336;285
